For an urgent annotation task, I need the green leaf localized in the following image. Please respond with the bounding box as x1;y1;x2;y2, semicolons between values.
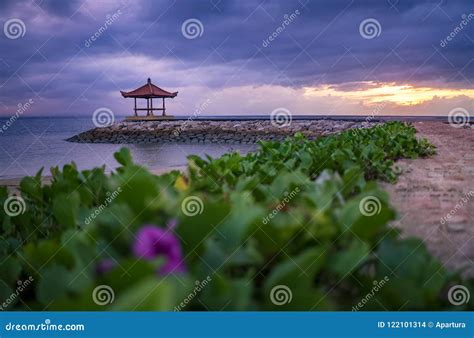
36;264;71;304
22;239;75;273
328;239;370;277
218;191;265;249
19;173;43;202
110;276;184;311
372;237;449;309
337;190;395;241
114;147;133;167
2;216;12;235
341;165;365;195
53;192;81;228
177;199;231;259
264;246;327;291
0;256;22;285
200;273;254;311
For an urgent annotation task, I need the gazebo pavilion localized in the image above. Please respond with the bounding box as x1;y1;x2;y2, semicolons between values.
120;78;178;120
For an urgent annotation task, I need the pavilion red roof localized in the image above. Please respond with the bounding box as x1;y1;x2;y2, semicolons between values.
120;78;178;99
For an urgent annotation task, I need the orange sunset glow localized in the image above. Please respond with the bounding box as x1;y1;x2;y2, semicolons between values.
304;82;474;106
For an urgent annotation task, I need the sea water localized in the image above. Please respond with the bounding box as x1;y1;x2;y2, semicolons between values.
0;117;256;179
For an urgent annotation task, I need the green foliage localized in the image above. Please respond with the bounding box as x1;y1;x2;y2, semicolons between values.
1;122;470;311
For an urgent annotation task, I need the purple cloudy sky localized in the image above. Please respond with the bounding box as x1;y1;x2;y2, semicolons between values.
0;0;473;117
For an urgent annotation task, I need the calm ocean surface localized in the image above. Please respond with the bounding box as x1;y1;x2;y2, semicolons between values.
0;117;256;179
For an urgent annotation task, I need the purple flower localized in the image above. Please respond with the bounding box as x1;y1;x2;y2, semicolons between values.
133;224;186;275
95;258;116;275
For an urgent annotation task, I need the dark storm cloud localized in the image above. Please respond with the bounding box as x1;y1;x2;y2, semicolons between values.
0;0;472;115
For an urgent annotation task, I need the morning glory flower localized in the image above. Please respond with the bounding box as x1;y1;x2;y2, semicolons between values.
133;224;186;275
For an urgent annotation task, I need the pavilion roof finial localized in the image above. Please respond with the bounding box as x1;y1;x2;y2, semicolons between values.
147;77;151;84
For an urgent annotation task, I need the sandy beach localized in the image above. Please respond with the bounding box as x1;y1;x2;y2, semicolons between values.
382;121;474;277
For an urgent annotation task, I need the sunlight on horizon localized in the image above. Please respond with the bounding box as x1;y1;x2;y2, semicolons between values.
303;82;473;106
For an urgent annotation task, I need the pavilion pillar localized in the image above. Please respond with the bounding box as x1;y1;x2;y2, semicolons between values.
134;98;137;116
150;98;153;116
146;98;150;116
162;97;165;116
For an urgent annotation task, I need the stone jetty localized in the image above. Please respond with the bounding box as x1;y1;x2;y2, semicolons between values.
67;120;377;144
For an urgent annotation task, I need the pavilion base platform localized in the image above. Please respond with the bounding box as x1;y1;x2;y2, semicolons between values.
125;115;175;121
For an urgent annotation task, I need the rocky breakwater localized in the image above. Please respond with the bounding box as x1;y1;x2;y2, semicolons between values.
67;120;377;144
